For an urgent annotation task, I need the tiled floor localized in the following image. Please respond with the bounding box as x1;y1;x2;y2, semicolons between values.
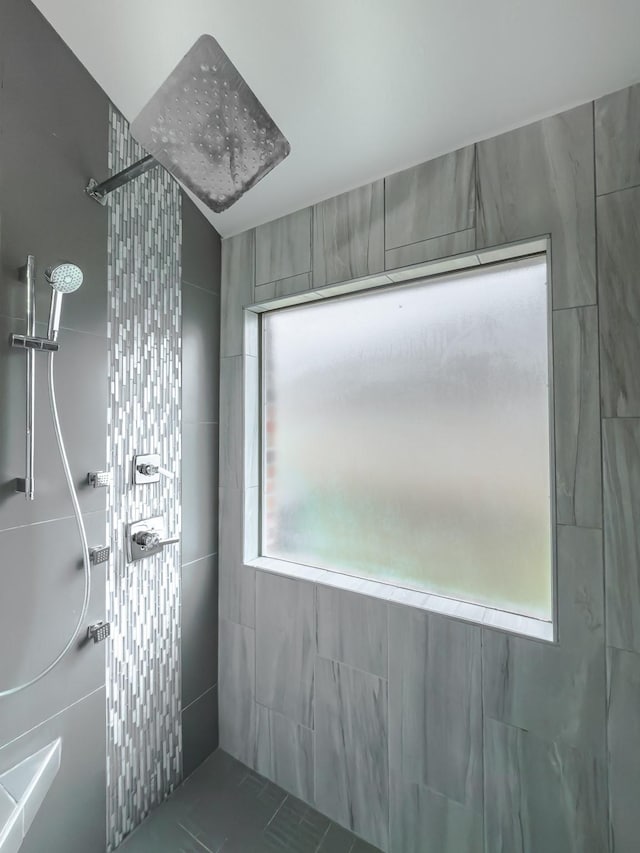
117;749;381;853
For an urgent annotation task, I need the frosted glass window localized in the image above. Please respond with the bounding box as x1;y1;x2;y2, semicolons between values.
261;256;552;621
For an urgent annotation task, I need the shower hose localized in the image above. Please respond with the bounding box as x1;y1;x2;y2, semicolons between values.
0;350;92;698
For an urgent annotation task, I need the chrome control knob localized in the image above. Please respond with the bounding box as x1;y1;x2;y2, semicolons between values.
137;463;159;477
133;530;160;550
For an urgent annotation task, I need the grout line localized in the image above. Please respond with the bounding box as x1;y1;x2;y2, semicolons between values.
313;821;332;853
592;96;613;847
601;415;640;421
0;506;106;537
316;653;388;683
182;683;217;714
596;180;640;200
605;642;640;658
263;792;290;831
181;278;221;295
181;551;218;568
178;823;216;852
551;302;598;313
56;324;110;342
0;684;104;753
253;701;313;733
385;225;476;256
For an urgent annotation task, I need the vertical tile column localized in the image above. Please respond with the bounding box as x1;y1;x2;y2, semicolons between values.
595;82;640;853
219;228;258;762
477;103;608;853
180;195;222;778
106;106;182;850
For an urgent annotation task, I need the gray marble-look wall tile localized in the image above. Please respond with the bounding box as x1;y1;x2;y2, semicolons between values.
385;147;475;250
254;272;311;302
182;192;221;292
388;607;482;807
218;618;256;767
389;775;483;853
484;719;608;853
218;488;255;627
244;354;259;489
0;686;106;853
255;704;314;803
255;208;312;286
315;657;389;850
182;685;219;779
221;229;255;357
313;181;384;287
595;82;640;196
219;356;243;489
317;586;388;678
384;227;475;271
219;562;255;629
255;573;316;727
244;485;259;562
597;186;640;417
483;525;605;755
603;418;640;653
477;104;596;309
553;306;602;528
607;646;640;853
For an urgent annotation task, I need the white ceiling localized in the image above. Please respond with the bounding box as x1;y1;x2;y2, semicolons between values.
34;0;640;238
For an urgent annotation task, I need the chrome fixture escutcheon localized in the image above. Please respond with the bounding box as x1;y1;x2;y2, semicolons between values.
127;516;179;563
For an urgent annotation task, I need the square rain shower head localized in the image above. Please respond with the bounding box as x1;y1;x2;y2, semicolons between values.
131;35;291;213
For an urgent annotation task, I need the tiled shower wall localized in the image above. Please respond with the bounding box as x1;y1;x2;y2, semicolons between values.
107;110;221;849
106;107;182;849
219;81;640;852
0;1;109;851
0;3;221;851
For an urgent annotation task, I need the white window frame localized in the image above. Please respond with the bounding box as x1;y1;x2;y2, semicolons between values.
242;236;557;643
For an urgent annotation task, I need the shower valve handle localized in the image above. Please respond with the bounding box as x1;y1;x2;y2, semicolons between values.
128;517;180;561
133;530;161;550
133;530;179;550
136;462;174;479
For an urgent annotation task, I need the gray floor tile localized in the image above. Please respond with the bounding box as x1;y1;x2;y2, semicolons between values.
316;824;356;853
262;796;329;851
117;750;382;853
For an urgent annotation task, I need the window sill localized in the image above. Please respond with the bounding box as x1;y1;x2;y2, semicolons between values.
246;556;555;643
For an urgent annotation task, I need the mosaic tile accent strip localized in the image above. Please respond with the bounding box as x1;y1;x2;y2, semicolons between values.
106;105;182;850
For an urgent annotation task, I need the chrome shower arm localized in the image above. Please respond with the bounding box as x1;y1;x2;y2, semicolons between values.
85;154;159;205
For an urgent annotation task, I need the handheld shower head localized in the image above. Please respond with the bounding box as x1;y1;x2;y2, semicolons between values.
45;263;83;341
